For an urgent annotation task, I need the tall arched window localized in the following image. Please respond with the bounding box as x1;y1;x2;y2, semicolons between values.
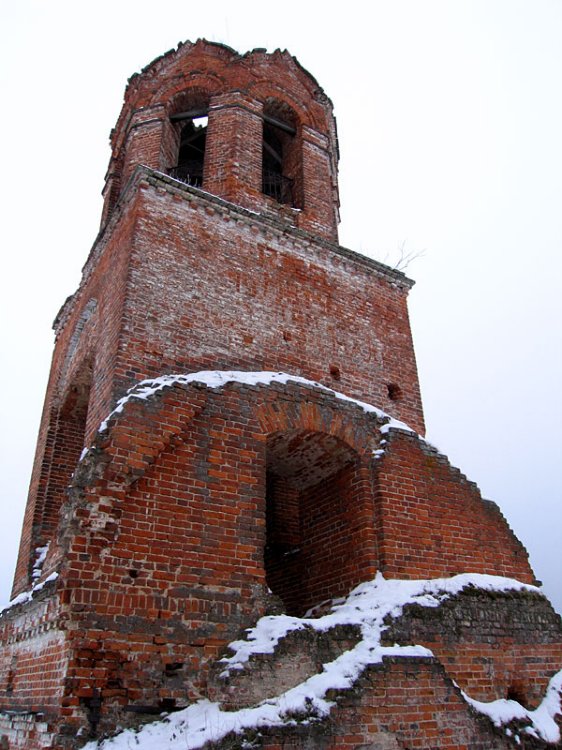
262;100;302;208
39;358;93;544
169;114;208;187
168;90;210;188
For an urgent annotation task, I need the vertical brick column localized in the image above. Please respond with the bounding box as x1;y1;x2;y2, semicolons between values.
204;92;263;209
121;104;167;189
300;126;339;241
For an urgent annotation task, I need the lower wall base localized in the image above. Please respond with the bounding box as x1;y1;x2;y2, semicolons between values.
0;712;56;750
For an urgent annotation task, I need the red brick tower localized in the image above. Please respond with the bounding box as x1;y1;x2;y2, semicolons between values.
1;40;560;750
11;40;426;603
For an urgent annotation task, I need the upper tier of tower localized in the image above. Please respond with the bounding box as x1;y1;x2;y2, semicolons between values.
101;39;341;242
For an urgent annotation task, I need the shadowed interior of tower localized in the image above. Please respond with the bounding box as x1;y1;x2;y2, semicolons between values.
265;430;360;615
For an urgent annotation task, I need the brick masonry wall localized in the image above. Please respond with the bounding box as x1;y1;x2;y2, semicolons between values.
0;584;67;715
118;174;423;431
374;430;534;583
14;381;534;732
49;381;381;734
0;379;557;746
0;714;56;750
208;624;362;710
383;587;562;708
257;657;517;750
5;39;559;749
12;195;136;597
12;39;424;596
208;591;562;748
15;165;423;596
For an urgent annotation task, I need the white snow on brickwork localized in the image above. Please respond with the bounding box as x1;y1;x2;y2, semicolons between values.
463;670;562;744
82;573;561;750
96;370;413;439
1;571;59;613
31;542;50;580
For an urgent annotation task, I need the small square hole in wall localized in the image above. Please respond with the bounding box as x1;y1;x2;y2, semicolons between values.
507;683;528;708
387;383;402;401
330;365;341;380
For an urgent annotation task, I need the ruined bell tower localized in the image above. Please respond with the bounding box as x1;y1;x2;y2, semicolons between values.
1;40;560;750
11;39;426;603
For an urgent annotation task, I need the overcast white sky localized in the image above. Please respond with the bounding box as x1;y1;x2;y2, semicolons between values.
0;0;560;612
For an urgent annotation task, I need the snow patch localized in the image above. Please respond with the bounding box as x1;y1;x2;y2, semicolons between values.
1;572;59;613
82;573;560;750
95;370;413;455
463;669;562;744
31;542;50;580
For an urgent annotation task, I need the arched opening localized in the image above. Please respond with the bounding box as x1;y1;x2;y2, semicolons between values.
265;430;365;615
262;100;302;208
169;116;208;187
40;359;93;540
168;90;210;188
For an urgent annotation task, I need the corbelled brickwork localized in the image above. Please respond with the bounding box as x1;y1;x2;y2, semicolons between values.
1;39;560;749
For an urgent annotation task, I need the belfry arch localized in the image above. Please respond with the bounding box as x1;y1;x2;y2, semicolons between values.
264;428;373;616
261;99;302;208
166;88;211;188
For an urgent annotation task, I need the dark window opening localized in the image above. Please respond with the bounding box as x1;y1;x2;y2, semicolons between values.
169;115;208;188
262;122;294;205
262;101;301;208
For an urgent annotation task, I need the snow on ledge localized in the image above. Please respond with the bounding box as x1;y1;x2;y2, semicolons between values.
96;369;414;439
82;573;561;750
463;671;562;745
1;571;59;614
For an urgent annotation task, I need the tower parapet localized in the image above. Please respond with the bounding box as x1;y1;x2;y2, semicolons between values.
101;40;341;241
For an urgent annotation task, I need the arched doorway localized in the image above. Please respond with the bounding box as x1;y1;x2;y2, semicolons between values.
265;429;368;616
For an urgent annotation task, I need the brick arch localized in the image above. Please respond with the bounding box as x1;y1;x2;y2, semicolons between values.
264;428;373;615
161;77;223;113
248;81;324;131
260;97;303;208
87;381;209;488
72;376;381;496
13;353;97;593
163;85;215;188
166;85;213;115
58;298;98;384
251;385;380;614
55;377;380;619
253;389;380;460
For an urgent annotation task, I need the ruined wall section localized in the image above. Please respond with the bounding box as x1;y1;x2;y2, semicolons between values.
257;657;516;750
374;430;534;583
0;585;66;714
0;582;68;749
1;377;548;744
383;588;562;709
40;380;381;735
